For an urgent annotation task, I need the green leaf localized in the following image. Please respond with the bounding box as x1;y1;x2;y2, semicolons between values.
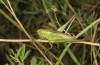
38;60;44;65
45;63;49;65
10;49;15;55
6;54;14;65
5;64;9;65
23;50;31;60
16;48;22;57
31;57;37;65
19;44;26;61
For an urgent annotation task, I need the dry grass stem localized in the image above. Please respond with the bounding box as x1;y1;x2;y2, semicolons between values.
0;39;99;46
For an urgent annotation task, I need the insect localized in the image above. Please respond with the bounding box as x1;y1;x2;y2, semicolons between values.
37;29;75;43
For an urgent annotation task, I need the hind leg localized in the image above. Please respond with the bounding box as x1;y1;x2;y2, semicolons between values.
45;42;53;53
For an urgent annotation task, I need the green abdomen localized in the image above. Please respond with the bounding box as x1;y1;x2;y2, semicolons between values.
37;29;74;42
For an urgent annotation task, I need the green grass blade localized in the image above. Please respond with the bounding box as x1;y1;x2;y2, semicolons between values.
76;18;100;39
0;9;20;29
67;49;81;65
